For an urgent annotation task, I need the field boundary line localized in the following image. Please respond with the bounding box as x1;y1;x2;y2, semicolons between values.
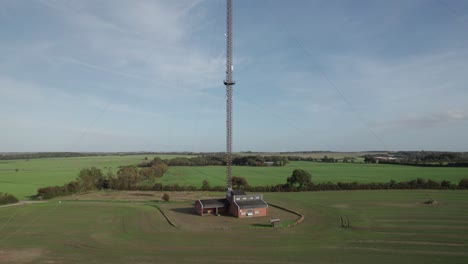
148;204;178;228
268;203;304;227
0;201;46;208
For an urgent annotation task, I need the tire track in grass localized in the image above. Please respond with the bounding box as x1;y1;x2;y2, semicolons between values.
353;240;467;247
320;246;468;256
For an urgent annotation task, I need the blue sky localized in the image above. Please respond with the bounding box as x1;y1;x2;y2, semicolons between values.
1;0;467;152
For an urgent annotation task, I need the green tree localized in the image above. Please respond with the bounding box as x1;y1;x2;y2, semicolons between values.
459;179;468;189
201;180;211;191
287;169;312;188
77;167;103;191
232;176;249;189
116;166;140;189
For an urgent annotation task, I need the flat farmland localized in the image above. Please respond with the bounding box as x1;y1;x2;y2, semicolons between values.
0;154;190;199
162;161;468;187
1;190;467;263
1;155;468;199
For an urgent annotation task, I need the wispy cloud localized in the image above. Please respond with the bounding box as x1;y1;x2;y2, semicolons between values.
40;0;224;96
371;109;468;129
2;1;467;151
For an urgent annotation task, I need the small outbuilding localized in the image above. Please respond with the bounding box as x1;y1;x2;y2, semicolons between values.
269;219;281;228
195;198;230;216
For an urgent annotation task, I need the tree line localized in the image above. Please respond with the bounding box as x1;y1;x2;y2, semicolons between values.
34;167;468;200
138;155;288;167
0;152;157;160
364;151;468;167
36;164;168;199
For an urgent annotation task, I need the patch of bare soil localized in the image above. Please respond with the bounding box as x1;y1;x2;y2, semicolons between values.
61;190;222;202
0;248;44;263
0;201;45;208
129;193;154;197
160;203;299;231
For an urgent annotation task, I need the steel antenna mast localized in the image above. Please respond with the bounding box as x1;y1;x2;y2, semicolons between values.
224;0;235;192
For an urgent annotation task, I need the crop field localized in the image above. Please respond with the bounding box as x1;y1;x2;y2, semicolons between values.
1;190;467;263
1;155;468;199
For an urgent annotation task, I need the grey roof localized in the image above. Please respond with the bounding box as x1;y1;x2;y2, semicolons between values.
231;190;246;195
236;199;268;209
199;198;229;208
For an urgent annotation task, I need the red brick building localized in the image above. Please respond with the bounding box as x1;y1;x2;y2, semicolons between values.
194;198;229;216
195;190;268;218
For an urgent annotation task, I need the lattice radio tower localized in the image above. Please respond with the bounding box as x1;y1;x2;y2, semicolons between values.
224;0;235;191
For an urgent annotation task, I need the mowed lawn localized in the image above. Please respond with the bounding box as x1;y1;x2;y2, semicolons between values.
0;190;467;263
162;161;468;187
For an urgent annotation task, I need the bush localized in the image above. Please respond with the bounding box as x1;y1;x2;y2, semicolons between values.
0;192;19;205
162;193;170;202
459;179;468;189
201;180;211;191
232;176;248;189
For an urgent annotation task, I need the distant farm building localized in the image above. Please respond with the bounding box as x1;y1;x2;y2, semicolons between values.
195;190;268;218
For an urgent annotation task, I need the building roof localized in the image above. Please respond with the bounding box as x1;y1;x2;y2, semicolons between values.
236;199;268;209
231;190;246;195
198;198;229;208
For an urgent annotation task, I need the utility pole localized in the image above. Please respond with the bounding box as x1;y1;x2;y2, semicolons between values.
224;0;235;192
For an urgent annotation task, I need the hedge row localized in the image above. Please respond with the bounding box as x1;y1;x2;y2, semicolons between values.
0;192;19;205
36;177;468;200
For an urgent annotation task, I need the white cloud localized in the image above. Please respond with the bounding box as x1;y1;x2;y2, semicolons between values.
371;109;468;129
39;0;224;97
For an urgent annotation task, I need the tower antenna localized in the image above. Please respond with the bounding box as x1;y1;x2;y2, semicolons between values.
224;0;235;192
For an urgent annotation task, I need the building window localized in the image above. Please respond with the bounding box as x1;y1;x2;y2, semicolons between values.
255;211;260;214
236;198;240;201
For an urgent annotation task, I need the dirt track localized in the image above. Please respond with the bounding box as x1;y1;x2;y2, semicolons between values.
0;201;46;208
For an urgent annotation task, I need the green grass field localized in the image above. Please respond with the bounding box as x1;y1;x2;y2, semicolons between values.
1;190;467;263
1;155;468;199
162;161;468;187
0;155;188;199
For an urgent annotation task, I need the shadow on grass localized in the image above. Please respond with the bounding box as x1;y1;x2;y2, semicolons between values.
169;207;233;217
170;207;198;216
251;224;272;228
